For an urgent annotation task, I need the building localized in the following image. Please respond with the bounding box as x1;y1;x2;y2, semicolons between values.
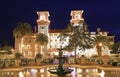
14;10;114;58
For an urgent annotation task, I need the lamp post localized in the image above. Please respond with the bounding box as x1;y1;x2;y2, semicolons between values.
97;42;102;57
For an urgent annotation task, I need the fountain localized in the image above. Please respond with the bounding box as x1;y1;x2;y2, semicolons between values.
48;48;73;76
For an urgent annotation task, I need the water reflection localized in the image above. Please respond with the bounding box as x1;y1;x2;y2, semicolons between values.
19;67;102;77
1;67;120;77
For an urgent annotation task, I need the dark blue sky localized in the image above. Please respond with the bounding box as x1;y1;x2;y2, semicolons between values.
0;0;120;46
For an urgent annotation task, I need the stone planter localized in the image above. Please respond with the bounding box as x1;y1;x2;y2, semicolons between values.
102;56;109;65
15;59;21;67
29;60;36;66
36;58;41;65
35;53;42;65
68;57;75;64
80;55;87;64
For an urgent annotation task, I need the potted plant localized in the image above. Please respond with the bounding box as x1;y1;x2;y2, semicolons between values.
14;53;22;67
35;53;42;65
80;55;87;64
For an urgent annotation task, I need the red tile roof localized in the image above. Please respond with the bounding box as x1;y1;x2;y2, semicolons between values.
49;29;66;33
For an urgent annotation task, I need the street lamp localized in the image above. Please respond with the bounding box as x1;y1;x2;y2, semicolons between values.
99;42;102;47
97;42;102;57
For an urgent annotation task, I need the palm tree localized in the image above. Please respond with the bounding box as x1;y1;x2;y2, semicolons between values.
35;33;48;55
93;34;110;57
59;21;94;63
111;41;120;54
67;20;88;32
2;45;13;54
13;22;33;53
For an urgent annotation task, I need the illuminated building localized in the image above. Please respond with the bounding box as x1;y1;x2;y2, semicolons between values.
14;10;114;58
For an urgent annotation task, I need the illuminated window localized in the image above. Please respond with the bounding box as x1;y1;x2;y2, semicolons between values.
40;13;46;20
75;14;81;20
41;26;45;29
54;33;58;36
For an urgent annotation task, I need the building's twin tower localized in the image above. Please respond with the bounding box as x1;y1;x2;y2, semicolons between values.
15;10;87;58
36;10;86;35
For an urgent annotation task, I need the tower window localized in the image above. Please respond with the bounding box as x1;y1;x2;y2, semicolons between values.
40;14;46;20
41;26;45;29
75;14;81;20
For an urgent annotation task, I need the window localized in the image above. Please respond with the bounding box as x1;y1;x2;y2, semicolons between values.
40;14;46;20
75;14;81;20
54;33;58;36
41;26;45;29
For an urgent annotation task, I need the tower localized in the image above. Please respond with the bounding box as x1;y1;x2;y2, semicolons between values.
70;10;87;31
70;10;84;24
37;11;50;35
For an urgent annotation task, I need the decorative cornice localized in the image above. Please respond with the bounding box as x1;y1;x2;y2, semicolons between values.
37;20;50;26
70;20;84;24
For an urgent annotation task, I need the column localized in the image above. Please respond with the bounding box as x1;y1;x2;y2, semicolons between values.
13;71;19;77
82;68;87;77
37;69;40;77
104;70;111;77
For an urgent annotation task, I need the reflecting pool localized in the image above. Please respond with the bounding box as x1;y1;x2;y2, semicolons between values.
19;67;109;77
19;67;103;77
1;66;120;77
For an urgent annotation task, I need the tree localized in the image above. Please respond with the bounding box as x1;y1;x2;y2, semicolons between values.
35;53;42;65
35;33;48;55
59;21;94;63
13;22;33;53
35;53;42;59
111;41;120;54
15;52;23;59
3;40;8;46
93;33;110;57
2;45;13;54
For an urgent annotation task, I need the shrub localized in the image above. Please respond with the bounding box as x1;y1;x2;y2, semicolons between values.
35;53;42;59
15;53;22;59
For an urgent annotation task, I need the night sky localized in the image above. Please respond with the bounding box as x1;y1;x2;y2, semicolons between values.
0;0;120;46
